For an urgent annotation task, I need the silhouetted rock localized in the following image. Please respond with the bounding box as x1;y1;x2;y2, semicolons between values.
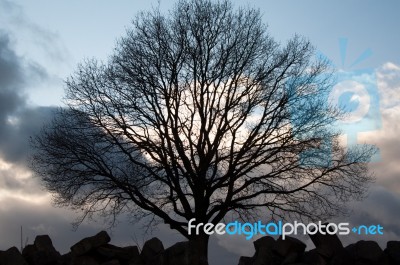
127;260;145;265
22;245;36;259
23;235;61;265
100;260;120;265
302;249;327;265
329;247;354;265
57;252;73;265
71;231;111;256
1;230;400;265
0;247;28;265
34;235;58;253
237;236;284;265
123;246;140;258
164;241;192;265
274;236;306;257
140;237;164;265
72;255;99;265
96;244;139;262
309;223;343;259
282;251;300;264
254;236;275;251
237;256;252;265
346;240;383;264
253;236;282;265
385;241;400;264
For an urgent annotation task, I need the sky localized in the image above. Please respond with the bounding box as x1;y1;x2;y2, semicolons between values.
0;0;399;264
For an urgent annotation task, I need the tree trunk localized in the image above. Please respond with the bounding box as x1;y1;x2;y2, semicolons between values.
189;233;209;265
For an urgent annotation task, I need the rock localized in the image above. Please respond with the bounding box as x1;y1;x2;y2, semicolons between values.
141;238;164;257
237;256;253;265
302;249;327;265
346;241;383;264
140;237;164;265
308;224;343;259
252;236;282;265
254;251;282;265
0;247;28;265
281;252;299;264
21;245;36;258
123;246;142;265
71;231;111;256
253;236;275;253
329;247;354;265
127;260;145;265
57;253;73;265
100;260;120;265
22;235;61;265
72;255;99;265
96;244;139;261
377;252;391;265
123;246;140;258
273;236;306;257
385;241;400;263
164;241;191;265
34;235;58;253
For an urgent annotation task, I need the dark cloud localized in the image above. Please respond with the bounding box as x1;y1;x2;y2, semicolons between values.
333;186;400;249
0;106;56;163
0;33;57;238
0;31;48;89
0;29;53;164
0;34;24;87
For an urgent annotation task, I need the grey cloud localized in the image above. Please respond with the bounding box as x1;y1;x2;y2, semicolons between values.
0;31;48;90
333;186;400;249
0;164;44;195
0;106;56;163
0;34;24;88
358;63;400;192
0;30;53;164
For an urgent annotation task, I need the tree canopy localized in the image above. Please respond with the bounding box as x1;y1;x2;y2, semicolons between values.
31;0;375;264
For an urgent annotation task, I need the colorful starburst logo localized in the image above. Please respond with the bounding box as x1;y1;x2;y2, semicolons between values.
325;38;381;162
287;38;381;166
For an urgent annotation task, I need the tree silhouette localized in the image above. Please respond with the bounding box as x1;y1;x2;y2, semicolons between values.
31;0;375;264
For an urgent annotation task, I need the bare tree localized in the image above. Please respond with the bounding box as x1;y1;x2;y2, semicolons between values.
31;0;375;264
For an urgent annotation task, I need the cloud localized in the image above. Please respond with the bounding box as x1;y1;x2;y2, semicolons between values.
0;162;43;196
0;106;56;163
0;30;54;164
327;62;400;249
332;186;400;249
355;62;400;192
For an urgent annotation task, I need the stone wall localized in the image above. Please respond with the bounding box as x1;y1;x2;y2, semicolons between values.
0;230;399;265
